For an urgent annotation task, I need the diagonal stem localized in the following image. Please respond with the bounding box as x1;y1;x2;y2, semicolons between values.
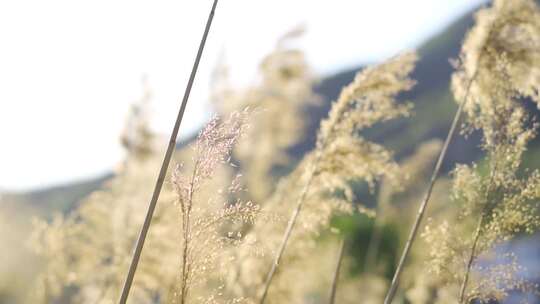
383;71;478;304
259;131;335;303
458;212;486;304
259;117;339;304
458;162;498;303
117;1;219;303
384;11;499;300
328;238;346;304
258;158;321;303
179;157;201;304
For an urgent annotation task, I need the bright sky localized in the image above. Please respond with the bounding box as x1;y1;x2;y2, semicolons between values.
0;0;485;191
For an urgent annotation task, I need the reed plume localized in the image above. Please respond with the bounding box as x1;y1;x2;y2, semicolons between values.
258;52;417;303
385;0;540;301
170;110;262;304
420;1;540;302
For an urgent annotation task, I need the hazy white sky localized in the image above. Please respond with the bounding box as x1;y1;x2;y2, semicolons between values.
0;0;485;191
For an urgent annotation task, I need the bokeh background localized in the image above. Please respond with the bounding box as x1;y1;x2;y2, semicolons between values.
0;0;484;190
6;1;540;303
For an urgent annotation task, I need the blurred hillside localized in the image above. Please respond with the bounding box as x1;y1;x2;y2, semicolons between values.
297;11;482;167
6;4;540;218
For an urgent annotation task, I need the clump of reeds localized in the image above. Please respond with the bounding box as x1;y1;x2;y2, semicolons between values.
26;2;540;303
170;110;262;304
247;52;418;304
420;0;540;302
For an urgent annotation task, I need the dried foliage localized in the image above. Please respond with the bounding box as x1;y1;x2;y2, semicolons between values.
222;52;418;304
28;87;178;304
170;110;261;304
28;94;260;304
421;1;540;303
452;0;540;142
25;5;540;303
314;52;416;202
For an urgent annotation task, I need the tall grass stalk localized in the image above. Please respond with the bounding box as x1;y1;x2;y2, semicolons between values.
328;238;346;304
458;161;498;303
383;71;478;304
178;161;200;304
118;1;219;302
458;212;486;303
385;7;503;295
261;52;417;304
259;148;326;304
